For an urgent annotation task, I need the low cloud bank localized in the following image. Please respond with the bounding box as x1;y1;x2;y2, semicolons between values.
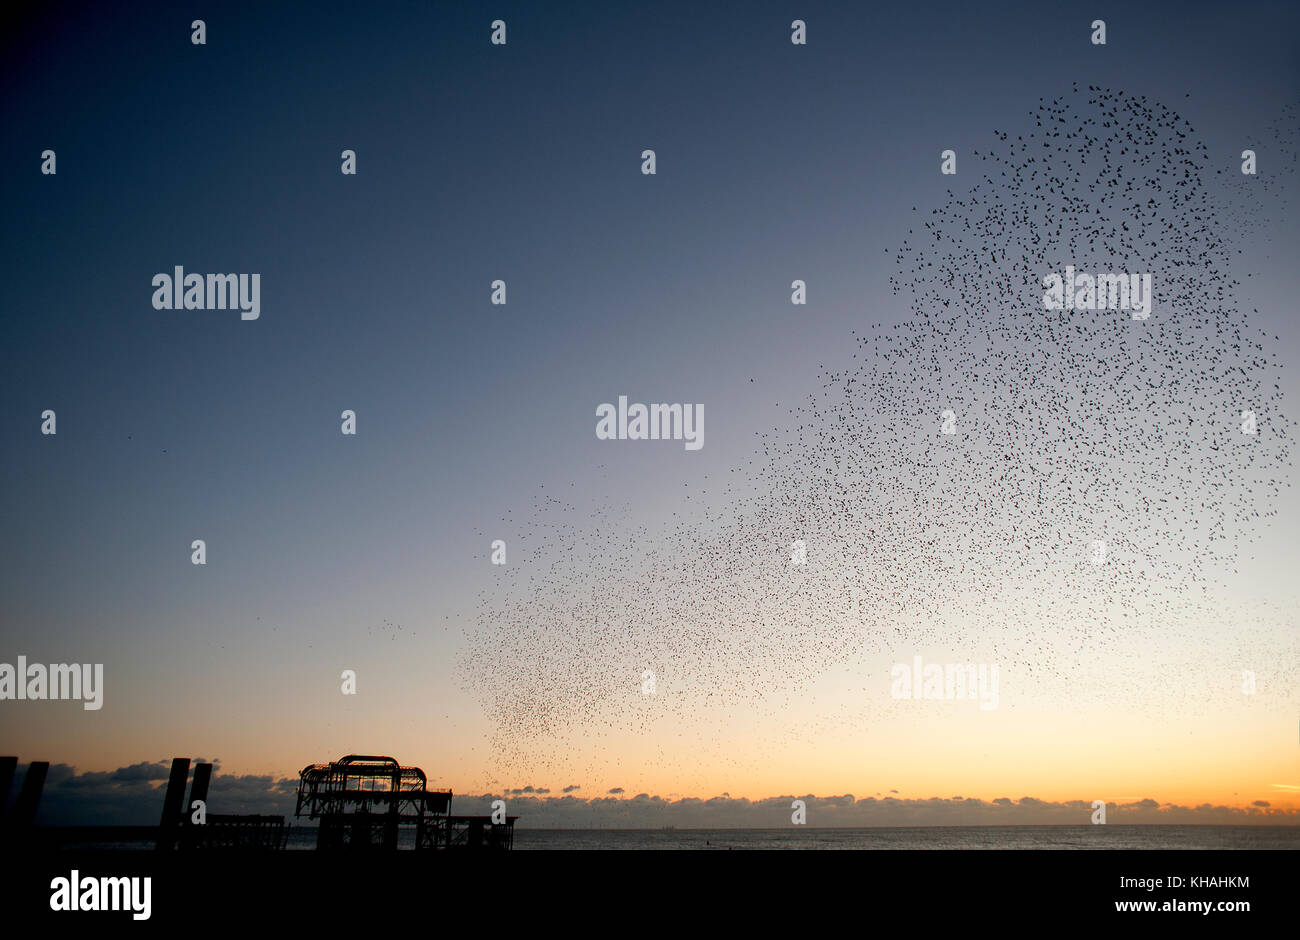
7;762;1295;828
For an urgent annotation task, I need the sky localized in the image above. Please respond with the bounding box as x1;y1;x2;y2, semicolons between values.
1;0;1297;826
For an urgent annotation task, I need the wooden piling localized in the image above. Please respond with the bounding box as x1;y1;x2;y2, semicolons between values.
0;756;16;825
12;760;49;827
157;757;190;850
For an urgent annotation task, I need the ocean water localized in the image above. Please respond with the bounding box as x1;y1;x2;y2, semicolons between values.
272;825;1297;851
69;825;1298;851
509;826;1300;850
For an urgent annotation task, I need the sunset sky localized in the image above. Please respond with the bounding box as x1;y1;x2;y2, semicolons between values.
2;0;1297;824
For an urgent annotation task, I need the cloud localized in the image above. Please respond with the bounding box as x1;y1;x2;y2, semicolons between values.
109;760;172;782
419;794;1300;829
8;761;1299;828
6;760;298;826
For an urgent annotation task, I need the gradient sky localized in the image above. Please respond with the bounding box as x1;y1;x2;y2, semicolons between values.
1;0;1297;819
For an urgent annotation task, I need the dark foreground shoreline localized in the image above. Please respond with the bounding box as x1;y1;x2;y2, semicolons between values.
2;847;1291;926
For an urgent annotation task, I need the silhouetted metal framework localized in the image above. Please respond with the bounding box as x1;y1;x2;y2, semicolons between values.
295;754;470;850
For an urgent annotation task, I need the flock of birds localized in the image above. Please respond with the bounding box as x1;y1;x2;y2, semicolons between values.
461;87;1295;783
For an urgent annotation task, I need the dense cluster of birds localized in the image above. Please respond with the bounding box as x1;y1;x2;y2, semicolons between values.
462;88;1295;780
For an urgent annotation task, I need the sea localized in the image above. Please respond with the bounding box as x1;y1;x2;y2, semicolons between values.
276;824;1298;850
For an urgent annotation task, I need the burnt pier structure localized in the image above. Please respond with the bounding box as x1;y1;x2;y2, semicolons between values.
295;754;515;850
